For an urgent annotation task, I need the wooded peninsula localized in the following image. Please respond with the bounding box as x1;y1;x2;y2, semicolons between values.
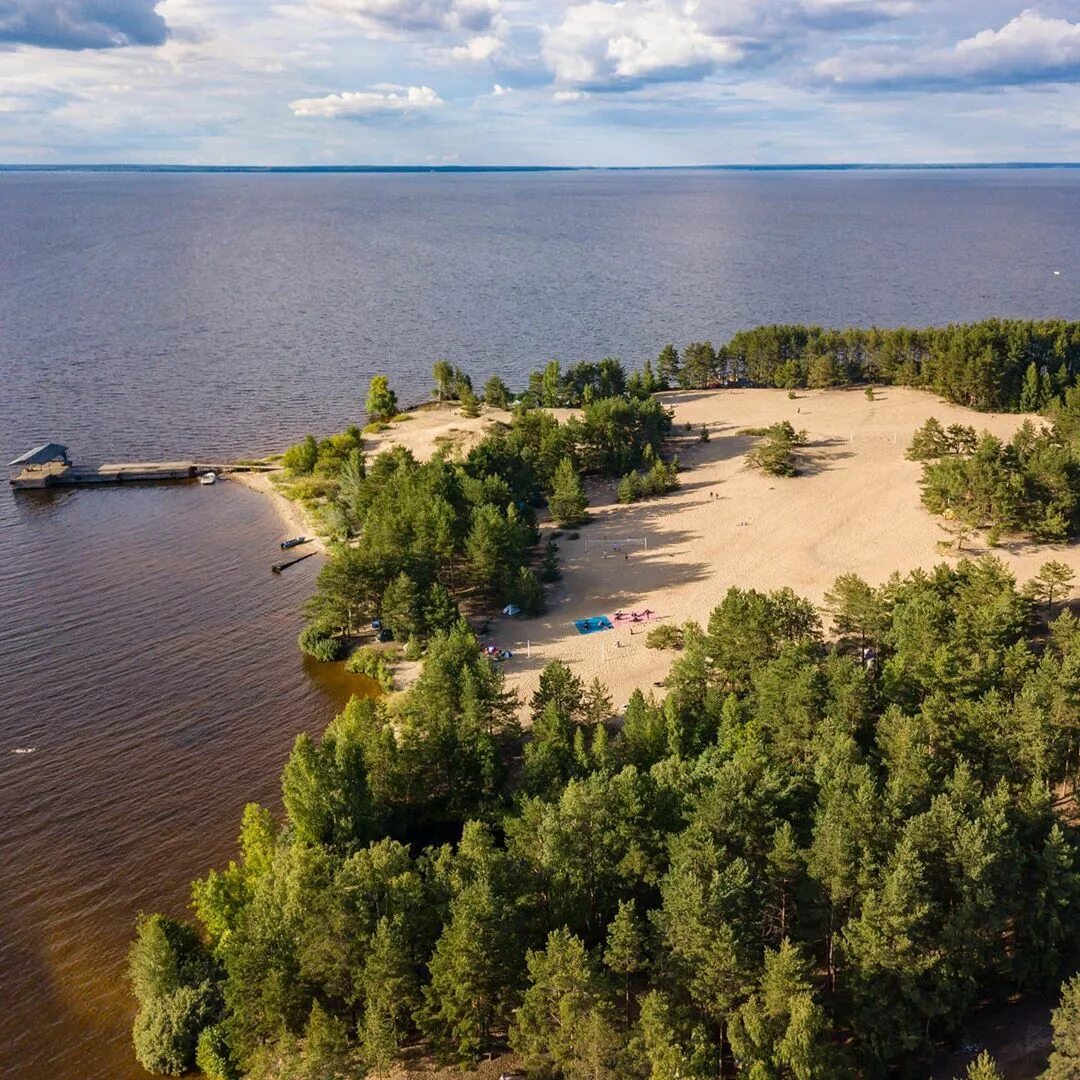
129;319;1080;1080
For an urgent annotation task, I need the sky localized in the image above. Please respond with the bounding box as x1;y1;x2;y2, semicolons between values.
0;0;1079;165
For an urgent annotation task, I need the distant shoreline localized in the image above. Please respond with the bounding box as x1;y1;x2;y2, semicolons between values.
2;162;1079;174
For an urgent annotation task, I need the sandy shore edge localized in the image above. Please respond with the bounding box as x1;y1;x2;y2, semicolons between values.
228;470;328;556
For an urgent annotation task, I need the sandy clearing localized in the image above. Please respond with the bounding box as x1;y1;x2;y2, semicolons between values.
484;386;1075;714
259;391;1078;718
362;403;578;461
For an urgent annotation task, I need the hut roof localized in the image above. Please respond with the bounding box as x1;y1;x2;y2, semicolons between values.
8;443;69;467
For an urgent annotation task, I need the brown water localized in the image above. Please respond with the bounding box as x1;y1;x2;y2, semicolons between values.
0;479;371;1078
1;167;1077;1079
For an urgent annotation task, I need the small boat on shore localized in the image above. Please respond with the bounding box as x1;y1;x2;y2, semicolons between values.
280;536;308;550
199;472;217;485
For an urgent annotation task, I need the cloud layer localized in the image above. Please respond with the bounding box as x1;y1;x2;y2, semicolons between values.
817;8;1080;89
0;0;1079;163
0;0;167;49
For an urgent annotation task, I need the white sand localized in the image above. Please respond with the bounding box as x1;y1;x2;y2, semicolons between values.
262;392;1078;715
362;402;577;460
229;471;328;555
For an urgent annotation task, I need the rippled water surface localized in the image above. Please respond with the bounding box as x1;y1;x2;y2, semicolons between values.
1;168;1078;1079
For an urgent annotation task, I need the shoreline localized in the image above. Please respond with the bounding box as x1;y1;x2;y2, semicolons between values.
228;470;328;556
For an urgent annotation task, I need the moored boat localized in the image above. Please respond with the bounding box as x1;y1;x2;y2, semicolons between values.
280;536;307;550
199;471;217;485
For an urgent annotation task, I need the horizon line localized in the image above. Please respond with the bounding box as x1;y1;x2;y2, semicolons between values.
2;161;1080;174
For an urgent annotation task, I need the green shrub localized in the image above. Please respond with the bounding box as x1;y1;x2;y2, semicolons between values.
133;984;216;1076
195;1024;237;1080
284;475;338;502
617;472;641;504
510;566;547;616
645;624;684;650
298;624;347;662
745;420;807;477
345;646;395;691
282;434;318;475
484;375;511;409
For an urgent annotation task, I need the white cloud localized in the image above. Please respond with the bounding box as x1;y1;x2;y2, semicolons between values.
553;88;588;101
816;8;1080;89
491;82;510;94
449;31;501;61
542;0;745;90
539;0;929;91
289;83;444;117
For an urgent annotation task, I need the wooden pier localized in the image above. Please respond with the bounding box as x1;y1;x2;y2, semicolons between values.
8;443;271;490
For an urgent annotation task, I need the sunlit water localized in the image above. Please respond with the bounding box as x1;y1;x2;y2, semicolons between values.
0;167;1077;1079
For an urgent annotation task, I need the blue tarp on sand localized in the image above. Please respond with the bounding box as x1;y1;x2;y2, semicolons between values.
575;616;614;635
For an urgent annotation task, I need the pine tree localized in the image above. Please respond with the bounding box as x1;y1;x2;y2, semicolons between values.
824;572;885;657
460;385;481;418
523;699;576;797
679;342;717;389
531;659;585;720
380;570;422;640
549;457;589;526
582;676;613;727
465;504;512;595
541;538;561;582
510;565;546;616
957;1050;1005;1079
483;374;510;409
365;375;398;422
618;471;641;504
361;916;418;1071
657;344;680;388
1026;560;1076;615
540;359;563;407
511;928;617;1077
417;881;516;1066
1046;974;1080;1080
1019;362;1042;412
424;581;460;634
299;1000;349;1080
906;417;949;461
432;359;456;401
729;940;829;1080
604;899;646;1020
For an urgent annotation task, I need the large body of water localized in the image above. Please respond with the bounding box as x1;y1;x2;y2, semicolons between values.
1;167;1078;1080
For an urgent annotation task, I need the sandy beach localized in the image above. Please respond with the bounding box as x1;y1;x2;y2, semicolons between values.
228;470;328;556
356;390;1076;714
251;389;1077;717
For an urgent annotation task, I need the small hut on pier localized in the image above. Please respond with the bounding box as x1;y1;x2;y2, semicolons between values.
8;444;70;486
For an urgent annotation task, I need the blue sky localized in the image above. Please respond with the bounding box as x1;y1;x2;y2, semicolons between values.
1;0;1079;164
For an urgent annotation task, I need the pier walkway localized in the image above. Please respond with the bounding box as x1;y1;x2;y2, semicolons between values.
8;444;273;489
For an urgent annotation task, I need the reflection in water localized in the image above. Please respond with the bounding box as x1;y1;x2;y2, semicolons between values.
0;479;373;1079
